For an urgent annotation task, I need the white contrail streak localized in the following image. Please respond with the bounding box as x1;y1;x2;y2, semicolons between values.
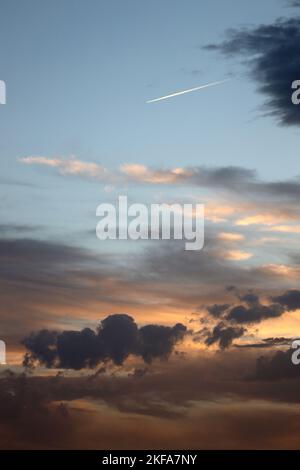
146;79;230;103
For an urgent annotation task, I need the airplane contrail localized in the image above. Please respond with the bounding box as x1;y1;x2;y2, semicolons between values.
146;79;230;103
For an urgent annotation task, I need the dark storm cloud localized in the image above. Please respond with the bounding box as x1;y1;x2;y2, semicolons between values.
202;290;293;349
204;17;300;126
272;289;300;311
220;288;285;325
138;323;187;363
226;302;284;324
206;291;262;322
205;322;246;349
205;289;286;332
22;314;187;369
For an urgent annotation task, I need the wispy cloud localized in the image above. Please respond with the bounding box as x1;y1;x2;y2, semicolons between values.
20;156;111;181
120;163;191;184
218;232;245;242
222;250;253;261
20;156;300;203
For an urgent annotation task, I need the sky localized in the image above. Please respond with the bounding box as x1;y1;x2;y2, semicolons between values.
1;0;300;450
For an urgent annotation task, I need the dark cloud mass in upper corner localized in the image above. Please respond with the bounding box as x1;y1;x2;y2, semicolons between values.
289;0;300;7
272;289;300;311
22;314;187;370
204;16;300;126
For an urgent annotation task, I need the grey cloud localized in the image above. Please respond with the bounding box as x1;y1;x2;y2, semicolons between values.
256;348;300;380
288;0;300;6
235;337;293;349
207;304;230;318
205;322;246;349
226;303;284;324
204;17;300;126
272;289;300;311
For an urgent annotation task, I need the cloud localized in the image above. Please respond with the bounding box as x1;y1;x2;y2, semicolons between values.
202;289;291;348
236;214;282;226
236;337;293;349
226;303;284;324
22;314;187;369
0;233;288;357
256;348;300;380
260;264;300;278
222;250;253;261
3;347;300;448
204;17;300;126
207;304;230;318
20;156;300;202
288;0;300;6
120;163;191;184
0;231;298;363
20;156;112;181
273;289;300;311
0;224;43;235
205;322;246;349
218;232;245;242
265;225;300;233
211;288;286;325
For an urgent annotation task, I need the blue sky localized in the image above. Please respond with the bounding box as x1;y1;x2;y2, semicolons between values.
0;0;298;172
0;0;299;238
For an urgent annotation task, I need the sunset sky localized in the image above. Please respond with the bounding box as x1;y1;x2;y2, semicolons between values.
1;0;300;449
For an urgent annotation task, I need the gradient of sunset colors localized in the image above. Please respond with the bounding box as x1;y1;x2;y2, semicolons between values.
1;0;300;450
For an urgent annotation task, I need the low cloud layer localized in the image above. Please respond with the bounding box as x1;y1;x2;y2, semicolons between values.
2;347;300;449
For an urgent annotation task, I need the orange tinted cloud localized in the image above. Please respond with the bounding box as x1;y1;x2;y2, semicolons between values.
265;225;300;234
218;232;245;242
223;250;253;261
